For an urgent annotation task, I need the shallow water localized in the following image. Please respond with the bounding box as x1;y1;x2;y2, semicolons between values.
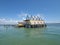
0;23;60;45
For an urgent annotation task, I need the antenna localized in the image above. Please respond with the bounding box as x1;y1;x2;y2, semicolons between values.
26;15;29;20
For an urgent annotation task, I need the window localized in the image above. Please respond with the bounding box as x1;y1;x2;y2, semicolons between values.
37;22;39;24
34;22;36;24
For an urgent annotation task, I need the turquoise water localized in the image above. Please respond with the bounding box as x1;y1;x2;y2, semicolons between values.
0;23;60;45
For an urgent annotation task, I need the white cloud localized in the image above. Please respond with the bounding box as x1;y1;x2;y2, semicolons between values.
0;13;46;24
18;13;31;20
36;13;45;20
18;13;27;18
0;18;18;24
18;13;45;20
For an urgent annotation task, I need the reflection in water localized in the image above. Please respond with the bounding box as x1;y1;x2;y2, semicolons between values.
0;25;47;39
23;27;47;38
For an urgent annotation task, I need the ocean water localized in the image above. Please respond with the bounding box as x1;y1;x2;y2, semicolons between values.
0;23;60;45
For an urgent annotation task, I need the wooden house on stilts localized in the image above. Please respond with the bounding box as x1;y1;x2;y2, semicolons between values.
18;15;47;28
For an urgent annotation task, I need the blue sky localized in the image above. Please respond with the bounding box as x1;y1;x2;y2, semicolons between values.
0;0;60;24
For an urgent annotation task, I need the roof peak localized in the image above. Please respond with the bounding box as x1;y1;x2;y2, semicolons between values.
26;15;43;21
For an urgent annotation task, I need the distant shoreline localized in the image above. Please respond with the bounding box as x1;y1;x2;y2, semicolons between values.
46;23;60;24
